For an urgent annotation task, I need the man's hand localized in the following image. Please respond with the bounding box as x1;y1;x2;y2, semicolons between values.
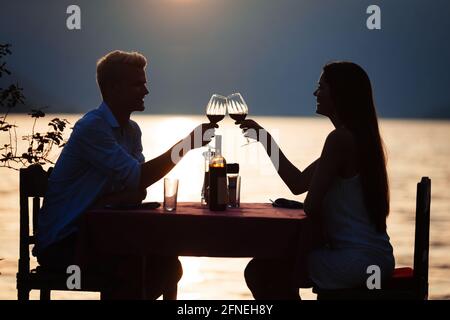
125;188;147;205
188;122;218;149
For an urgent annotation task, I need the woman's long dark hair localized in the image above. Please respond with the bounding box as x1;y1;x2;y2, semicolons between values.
323;61;389;232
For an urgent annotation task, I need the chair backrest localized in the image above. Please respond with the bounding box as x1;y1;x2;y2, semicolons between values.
18;164;51;275
413;177;431;300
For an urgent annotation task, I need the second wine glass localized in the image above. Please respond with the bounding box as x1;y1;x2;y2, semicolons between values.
227;93;255;146
227;93;248;124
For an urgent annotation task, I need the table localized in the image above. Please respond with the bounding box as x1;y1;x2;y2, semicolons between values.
77;202;308;299
80;202;308;259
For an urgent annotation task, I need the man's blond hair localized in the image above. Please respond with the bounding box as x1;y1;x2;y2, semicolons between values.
96;50;147;96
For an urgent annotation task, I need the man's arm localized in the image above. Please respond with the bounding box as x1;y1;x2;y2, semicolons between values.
139;122;216;189
139;138;185;189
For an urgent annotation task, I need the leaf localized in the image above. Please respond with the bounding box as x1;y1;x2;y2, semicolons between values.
0;43;73;169
29;109;45;118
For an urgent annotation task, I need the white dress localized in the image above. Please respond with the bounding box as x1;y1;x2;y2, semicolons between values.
307;175;395;289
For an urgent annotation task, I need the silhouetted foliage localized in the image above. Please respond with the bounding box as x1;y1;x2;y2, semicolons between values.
0;44;70;169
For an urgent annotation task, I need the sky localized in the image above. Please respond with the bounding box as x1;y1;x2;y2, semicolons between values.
1;0;450;118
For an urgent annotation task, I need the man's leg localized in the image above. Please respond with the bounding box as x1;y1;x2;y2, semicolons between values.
100;255;182;300
37;233;78;272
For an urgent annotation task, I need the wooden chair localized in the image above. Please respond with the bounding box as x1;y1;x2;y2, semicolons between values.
16;164;178;300
313;177;431;300
16;164;105;300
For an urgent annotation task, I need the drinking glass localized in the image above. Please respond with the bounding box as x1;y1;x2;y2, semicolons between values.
164;178;179;212
227;174;241;208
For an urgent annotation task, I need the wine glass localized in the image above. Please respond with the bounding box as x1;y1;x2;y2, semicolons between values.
227;92;248;123
227;93;255;146
205;94;227;149
206;94;227;125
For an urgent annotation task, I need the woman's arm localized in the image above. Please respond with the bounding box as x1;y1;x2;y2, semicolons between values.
304;129;347;218
240;119;319;195
265;131;319;195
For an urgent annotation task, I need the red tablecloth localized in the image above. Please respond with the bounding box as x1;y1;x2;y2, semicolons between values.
78;202;307;259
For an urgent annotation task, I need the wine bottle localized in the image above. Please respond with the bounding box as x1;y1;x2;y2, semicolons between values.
209;135;227;211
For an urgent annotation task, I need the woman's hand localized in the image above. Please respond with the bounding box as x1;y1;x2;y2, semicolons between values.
239;119;264;142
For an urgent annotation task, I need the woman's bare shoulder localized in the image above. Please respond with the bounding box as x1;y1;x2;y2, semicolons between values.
327;128;359;177
326;127;355;150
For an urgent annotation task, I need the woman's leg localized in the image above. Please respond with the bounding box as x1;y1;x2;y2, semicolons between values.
144;255;183;300
244;258;300;300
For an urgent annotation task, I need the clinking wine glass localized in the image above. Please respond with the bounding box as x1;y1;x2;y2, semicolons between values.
227;92;255;146
205;93;227;149
206;94;227;125
203;94;226;205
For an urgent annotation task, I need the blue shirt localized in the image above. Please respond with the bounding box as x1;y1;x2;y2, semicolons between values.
36;102;145;252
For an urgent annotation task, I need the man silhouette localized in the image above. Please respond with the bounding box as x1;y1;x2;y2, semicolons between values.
34;50;216;299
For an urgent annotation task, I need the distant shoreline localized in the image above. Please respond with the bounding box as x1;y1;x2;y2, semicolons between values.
6;111;450;121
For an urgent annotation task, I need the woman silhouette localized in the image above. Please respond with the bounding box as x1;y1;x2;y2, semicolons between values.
241;61;395;299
